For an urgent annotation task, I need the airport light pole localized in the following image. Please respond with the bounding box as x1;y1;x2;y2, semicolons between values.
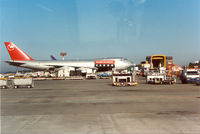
60;52;67;60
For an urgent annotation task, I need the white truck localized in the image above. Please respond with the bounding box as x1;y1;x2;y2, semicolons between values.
180;69;200;84
86;73;97;79
146;68;176;84
112;69;137;86
85;68;97;79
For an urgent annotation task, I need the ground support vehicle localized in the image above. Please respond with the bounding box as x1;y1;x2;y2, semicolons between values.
0;78;8;89
98;73;112;79
86;73;97;79
112;70;137;86
141;64;150;77
12;77;34;88
146;69;176;84
180;69;200;84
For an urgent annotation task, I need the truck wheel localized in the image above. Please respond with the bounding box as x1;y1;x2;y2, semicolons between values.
28;85;31;88
14;86;18;89
181;80;186;84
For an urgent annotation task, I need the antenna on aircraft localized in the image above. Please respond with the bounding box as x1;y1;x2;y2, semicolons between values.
60;52;67;60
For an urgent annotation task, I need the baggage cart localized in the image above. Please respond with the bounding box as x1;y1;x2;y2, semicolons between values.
0;78;8;89
12;77;34;88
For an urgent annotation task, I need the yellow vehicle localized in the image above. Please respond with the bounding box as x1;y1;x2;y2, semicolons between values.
146;55;173;69
150;55;166;69
146;55;176;84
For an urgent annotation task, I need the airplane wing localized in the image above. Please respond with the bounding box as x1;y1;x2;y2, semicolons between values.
51;65;97;70
71;66;97;70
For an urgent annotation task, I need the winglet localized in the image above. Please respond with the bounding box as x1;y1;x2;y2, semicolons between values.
4;42;34;61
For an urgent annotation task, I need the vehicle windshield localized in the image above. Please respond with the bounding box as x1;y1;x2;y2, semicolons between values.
187;71;198;75
149;69;159;73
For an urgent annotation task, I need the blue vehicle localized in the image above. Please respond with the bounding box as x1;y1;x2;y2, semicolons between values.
98;73;112;79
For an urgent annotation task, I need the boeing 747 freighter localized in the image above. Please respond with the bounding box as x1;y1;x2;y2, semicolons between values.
4;42;133;72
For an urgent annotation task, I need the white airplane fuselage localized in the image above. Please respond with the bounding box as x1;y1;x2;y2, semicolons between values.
8;58;132;71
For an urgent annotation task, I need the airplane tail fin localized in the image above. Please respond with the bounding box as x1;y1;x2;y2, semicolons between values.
4;42;34;61
50;55;57;60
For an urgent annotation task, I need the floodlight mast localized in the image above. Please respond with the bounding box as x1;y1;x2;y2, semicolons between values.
60;52;67;60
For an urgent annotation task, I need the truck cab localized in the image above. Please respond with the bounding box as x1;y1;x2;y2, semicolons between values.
180;69;200;84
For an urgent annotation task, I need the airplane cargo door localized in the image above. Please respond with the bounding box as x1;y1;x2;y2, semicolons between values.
94;60;115;71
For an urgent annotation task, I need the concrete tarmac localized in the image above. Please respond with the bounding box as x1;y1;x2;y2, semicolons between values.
1;77;200;134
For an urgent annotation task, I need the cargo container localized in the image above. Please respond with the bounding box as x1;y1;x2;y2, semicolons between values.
0;78;8;89
12;77;34;88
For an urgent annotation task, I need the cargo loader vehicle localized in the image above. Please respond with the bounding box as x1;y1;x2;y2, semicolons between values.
146;55;176;84
112;69;137;86
146;68;176;84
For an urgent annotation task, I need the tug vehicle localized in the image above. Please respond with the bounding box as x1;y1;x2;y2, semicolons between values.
112;69;137;86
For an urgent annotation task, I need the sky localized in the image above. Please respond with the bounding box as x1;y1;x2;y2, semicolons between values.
0;0;200;72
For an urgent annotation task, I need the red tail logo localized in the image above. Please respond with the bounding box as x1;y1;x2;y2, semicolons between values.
4;42;34;61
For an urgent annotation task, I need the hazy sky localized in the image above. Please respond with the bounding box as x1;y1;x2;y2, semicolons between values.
0;0;200;72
